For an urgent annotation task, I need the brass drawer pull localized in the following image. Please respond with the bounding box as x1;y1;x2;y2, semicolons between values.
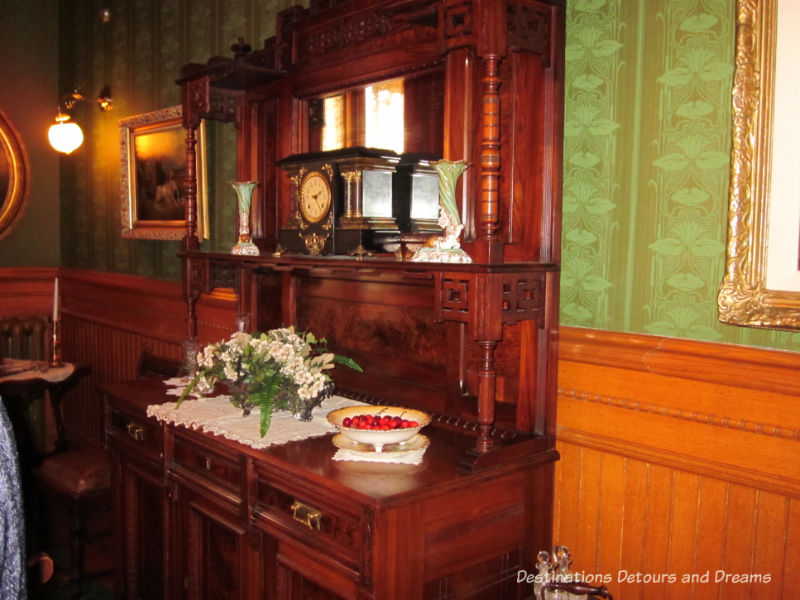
126;422;144;441
291;501;321;530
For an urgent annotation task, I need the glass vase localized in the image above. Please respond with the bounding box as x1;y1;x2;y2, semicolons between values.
230;180;260;256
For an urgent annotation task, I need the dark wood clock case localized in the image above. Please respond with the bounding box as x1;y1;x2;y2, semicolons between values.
104;1;566;598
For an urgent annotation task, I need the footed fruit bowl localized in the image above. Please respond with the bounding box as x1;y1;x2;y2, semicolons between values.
327;405;431;453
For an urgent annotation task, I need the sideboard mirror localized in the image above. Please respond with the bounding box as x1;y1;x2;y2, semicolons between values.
303;69;445;157
0;109;29;241
718;0;800;330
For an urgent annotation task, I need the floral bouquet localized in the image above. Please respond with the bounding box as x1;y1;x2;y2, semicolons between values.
177;327;361;436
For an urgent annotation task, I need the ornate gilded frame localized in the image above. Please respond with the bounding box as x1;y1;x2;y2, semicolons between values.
0;108;29;241
718;0;800;329
120;105;208;240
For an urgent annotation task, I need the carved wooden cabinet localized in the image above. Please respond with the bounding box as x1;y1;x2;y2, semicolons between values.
106;0;565;598
103;377;557;600
104;380;173;599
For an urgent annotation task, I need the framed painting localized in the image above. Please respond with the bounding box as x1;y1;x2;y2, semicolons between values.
120;105;208;240
718;0;800;329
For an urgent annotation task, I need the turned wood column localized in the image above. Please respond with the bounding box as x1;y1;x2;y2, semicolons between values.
478;54;502;257
474;0;507;264
471;273;504;453
182;125;200;252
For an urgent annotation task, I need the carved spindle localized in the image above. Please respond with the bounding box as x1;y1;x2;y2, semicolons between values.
183;125;199;251
479;54;502;248
476;340;497;452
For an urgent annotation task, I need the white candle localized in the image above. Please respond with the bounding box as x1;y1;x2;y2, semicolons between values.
53;277;60;322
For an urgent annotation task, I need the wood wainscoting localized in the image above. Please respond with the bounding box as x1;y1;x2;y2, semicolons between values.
555;327;800;600
0;268;237;447
4;269;800;598
0;267;58;318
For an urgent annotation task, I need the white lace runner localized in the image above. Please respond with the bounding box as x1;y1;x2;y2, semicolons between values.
150;379;429;464
147;392;362;450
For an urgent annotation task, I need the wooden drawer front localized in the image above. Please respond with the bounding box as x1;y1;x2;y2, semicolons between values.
254;478;363;568
172;432;243;496
107;406;163;463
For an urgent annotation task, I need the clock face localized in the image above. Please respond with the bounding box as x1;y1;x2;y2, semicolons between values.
299;171;332;224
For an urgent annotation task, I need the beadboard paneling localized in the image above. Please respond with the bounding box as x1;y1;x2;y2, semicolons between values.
59;268;236;445
0;268;237;446
555;327;800;599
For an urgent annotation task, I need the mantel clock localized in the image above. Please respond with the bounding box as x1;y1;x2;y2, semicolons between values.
278;160;336;256
278;147;402;256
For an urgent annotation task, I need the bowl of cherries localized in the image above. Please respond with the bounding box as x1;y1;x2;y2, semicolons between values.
327;405;431;453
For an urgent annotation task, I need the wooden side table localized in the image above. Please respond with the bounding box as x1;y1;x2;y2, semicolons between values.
0;359;89;459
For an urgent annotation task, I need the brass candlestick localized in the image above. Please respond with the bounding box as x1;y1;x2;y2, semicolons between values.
50;320;63;367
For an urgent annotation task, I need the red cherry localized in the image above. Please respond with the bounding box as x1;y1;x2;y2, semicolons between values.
342;417;352;427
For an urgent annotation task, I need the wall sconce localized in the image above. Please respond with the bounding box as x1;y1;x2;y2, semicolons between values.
48;86;113;154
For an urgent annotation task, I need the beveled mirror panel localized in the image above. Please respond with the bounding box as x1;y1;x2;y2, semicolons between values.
0;109;29;241
718;0;800;329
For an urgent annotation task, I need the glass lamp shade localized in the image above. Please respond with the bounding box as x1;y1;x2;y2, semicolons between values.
48;114;84;154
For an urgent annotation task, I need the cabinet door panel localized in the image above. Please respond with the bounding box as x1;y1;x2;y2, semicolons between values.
114;456;169;600
180;493;253;600
275;541;356;600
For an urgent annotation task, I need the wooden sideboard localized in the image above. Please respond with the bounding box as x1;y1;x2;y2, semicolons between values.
103;377;556;599
104;0;565;598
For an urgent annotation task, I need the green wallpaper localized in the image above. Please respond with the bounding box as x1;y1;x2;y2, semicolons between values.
56;0;800;351
58;0;296;280
561;0;800;350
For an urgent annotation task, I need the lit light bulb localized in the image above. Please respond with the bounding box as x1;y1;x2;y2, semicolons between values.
48;112;84;154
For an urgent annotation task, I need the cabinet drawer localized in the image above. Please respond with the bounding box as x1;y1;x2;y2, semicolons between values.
107;405;164;463
253;476;363;569
172;431;243;496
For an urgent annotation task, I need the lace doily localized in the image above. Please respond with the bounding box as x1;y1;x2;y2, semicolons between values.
147;393;362;449
332;446;427;465
0;358;75;383
150;379;429;464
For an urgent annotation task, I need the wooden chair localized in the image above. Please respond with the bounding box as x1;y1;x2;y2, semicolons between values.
136;349;183;380
30;349;180;599
31;446;111;598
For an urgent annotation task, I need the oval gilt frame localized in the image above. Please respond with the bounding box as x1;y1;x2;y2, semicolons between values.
0;108;30;241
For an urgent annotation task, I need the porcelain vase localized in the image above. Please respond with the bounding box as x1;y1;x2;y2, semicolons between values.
230;181;260;256
411;159;472;263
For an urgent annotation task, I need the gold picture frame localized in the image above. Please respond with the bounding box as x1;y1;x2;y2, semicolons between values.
120;105;208;240
718;0;800;330
0;108;29;241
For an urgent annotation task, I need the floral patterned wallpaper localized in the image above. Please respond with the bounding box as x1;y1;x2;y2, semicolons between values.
57;0;800;351
561;0;800;350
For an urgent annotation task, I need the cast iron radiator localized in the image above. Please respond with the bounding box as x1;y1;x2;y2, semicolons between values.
0;316;48;361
